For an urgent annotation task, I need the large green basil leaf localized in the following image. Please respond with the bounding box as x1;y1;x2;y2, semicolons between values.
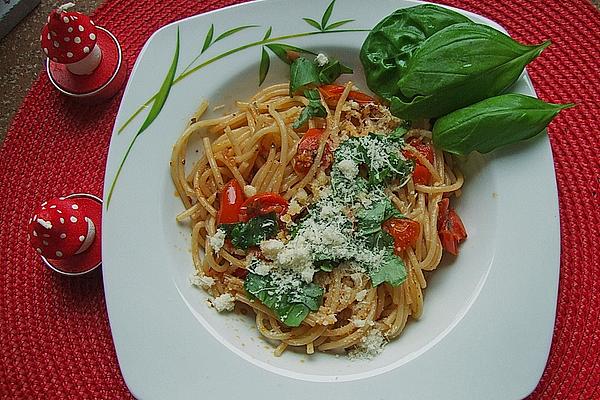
244;272;324;327
357;198;403;236
432;94;573;155
391;23;550;119
360;4;471;99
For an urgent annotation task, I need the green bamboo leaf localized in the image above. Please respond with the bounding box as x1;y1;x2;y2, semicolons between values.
201;24;214;53
321;0;336;30
266;43;316;64
259;47;270;86
303;18;322;31
263;26;272;40
107;29;180;208
214;24;259;42
325;19;354;30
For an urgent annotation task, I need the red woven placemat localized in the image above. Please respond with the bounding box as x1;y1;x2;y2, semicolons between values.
0;0;598;398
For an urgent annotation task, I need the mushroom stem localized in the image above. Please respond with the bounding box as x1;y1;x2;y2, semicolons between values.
66;44;102;75
57;3;76;13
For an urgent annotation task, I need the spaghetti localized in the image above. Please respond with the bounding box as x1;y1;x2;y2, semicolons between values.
171;82;465;357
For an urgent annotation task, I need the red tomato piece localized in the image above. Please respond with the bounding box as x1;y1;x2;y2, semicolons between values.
318;84;375;106
239;193;289;222
437;198;467;256
403;137;434;185
382;217;421;253
217;179;245;224
293;128;333;174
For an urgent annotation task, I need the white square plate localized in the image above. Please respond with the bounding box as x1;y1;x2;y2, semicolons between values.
103;1;559;398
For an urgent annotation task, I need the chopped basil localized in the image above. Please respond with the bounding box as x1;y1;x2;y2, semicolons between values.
289;56;352;95
356;198;403;236
244;271;324;327
220;213;278;250
292;89;327;129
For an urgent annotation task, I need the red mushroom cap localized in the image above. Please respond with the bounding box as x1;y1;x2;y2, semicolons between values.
28;197;96;260
40;6;98;64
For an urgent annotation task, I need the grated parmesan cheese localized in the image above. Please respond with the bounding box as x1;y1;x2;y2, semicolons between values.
260;239;284;261
189;272;215;289
348;329;387;360
208;228;226;253
243;184;257;197
211;293;235;312
315;53;329;66
355;289;368;302
336;159;358;180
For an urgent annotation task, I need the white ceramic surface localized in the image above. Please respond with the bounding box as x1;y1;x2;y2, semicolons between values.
103;1;559;399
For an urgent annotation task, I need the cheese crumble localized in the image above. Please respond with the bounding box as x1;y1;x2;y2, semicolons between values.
211;293;235;312
208;228;226;253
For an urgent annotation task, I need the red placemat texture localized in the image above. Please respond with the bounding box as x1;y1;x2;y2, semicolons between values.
0;0;598;398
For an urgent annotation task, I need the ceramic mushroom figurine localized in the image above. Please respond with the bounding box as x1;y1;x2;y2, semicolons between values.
40;3;127;103
41;3;102;75
28;194;102;275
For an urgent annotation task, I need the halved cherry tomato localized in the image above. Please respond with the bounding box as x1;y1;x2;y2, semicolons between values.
318;84;375;107
382;218;421;254
217;179;245;224
293;128;333;174
239;193;289;222
437;198;467;256
402;137;434;185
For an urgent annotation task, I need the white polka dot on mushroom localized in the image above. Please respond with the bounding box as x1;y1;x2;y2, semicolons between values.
47;33;51;40
89;33;96;40
83;46;90;54
36;248;42;254
67;52;73;58
52;57;58;62
51;31;57;36
78;25;84;32
50;205;56;208
60;218;64;223
68;27;73;33
42;234;50;238
74;37;81;44
57;210;62;214
64;37;70;42
56;251;63;257
70;216;78;223
71;204;79;210
53;41;59;48
63;16;69;23
33;231;38;237
43;48;48;55
79;236;85;242
60;233;67;239
43;240;49;246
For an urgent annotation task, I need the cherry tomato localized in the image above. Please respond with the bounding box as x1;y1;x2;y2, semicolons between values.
402;137;434;185
437;198;467;256
217;179;245;224
318;84;375;107
382;217;421;253
293;128;333;174
239;193;289;222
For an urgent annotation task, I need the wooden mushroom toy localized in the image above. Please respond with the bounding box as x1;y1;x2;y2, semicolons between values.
28;194;102;275
40;3;127;103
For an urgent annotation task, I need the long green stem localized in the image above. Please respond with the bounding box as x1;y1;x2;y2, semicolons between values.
117;28;368;134
105;134;139;207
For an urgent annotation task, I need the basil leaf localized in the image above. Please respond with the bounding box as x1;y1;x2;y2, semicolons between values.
360;4;471;99
357;198;403;236
266;43;316;64
432;94;573;155
289;57;353;96
290;57;320;95
292;89;327;128
390;23;550;119
370;251;407;287
244;272;324;327
318;59;353;84
220;214;278;250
